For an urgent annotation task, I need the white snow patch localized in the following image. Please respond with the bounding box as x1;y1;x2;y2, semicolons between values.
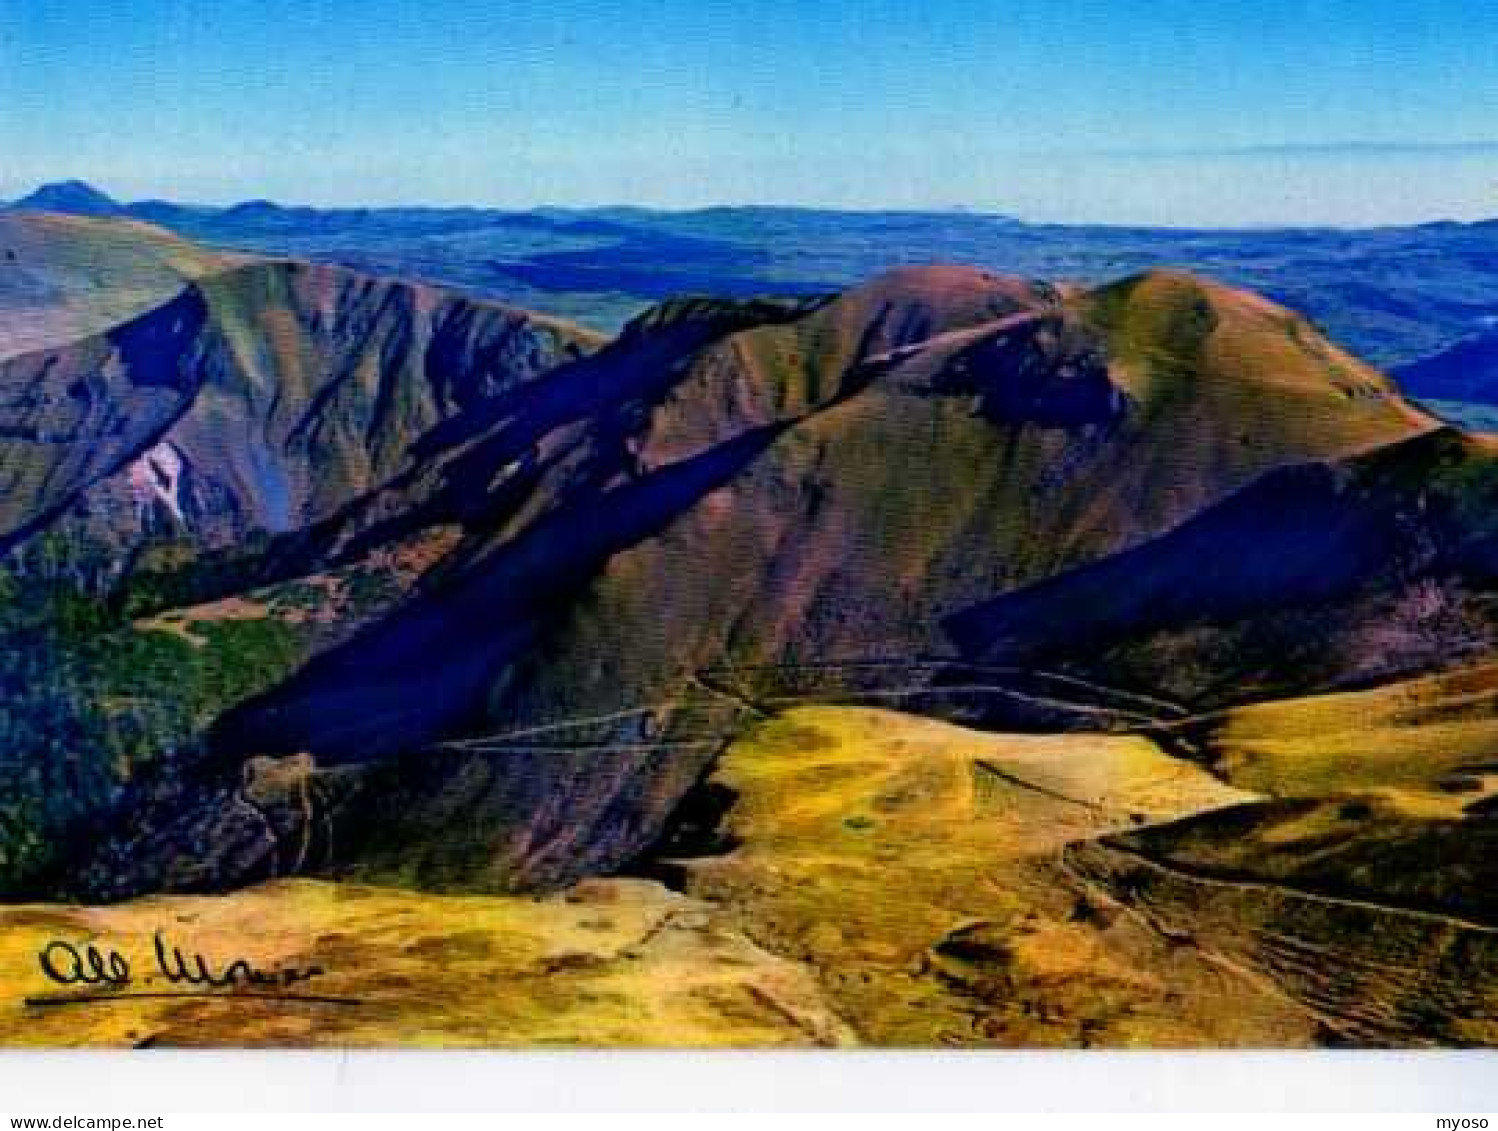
127;440;187;523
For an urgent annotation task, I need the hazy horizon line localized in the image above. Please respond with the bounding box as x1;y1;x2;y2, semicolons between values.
5;138;1497;232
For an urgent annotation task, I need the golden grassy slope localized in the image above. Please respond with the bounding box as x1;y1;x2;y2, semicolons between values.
3;694;1494;1047
672;707;1304;1047
1077;661;1498;1045
0;706;1317;1048
0;877;850;1048
1190;658;1498;801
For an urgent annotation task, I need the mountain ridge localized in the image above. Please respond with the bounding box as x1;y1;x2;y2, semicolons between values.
5;247;1440;897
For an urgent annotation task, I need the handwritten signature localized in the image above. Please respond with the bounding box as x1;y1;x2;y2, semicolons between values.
25;934;358;1008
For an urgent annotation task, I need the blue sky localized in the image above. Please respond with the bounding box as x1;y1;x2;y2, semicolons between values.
2;0;1496;225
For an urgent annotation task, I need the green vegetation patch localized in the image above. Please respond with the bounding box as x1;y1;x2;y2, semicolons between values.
0;572;311;892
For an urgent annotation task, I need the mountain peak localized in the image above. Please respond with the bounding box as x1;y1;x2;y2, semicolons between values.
11;180;123;216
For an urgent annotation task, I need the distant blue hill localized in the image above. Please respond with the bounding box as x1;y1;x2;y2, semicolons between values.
10;179;124;216
1394;330;1498;405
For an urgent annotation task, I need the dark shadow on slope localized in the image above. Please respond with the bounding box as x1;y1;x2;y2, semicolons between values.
207;421;797;766
0;285;210;551
945;428;1498;706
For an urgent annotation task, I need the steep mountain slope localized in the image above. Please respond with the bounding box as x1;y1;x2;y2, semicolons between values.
2;242;602;563
54;264;1441;898
220;267;1430;745
0;283;210;548
39;261;598;558
948;427;1498;707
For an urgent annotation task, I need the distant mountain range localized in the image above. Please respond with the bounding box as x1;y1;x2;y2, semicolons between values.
8;180;1498;411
